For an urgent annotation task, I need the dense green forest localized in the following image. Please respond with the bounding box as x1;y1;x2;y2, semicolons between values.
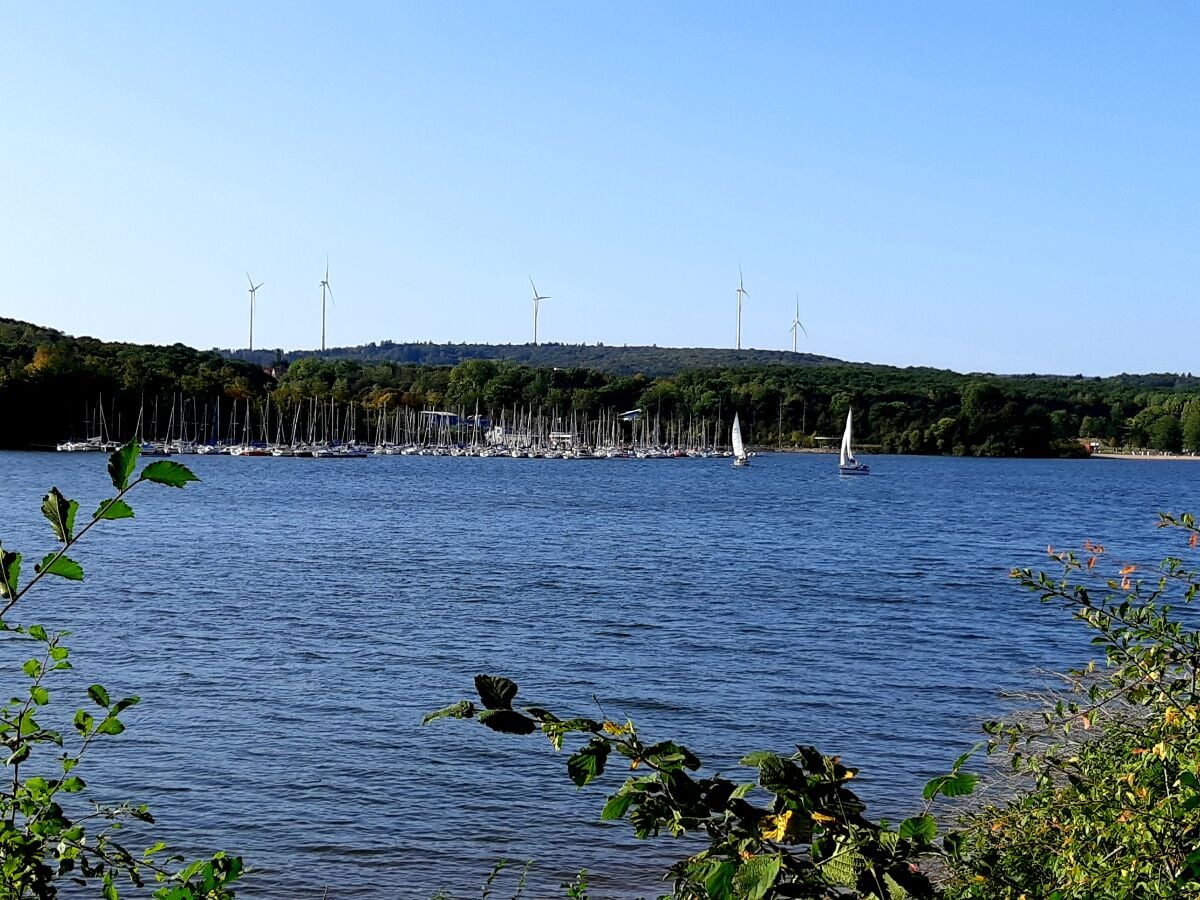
222;340;844;376
6;316;1200;456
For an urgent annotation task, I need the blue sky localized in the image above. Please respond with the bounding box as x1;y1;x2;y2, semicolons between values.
4;2;1197;374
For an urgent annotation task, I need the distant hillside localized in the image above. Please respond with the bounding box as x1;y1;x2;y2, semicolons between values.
219;341;847;376
8;316;1200;457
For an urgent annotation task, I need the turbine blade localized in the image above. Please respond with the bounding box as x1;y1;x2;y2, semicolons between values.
246;271;253;288
798;321;809;338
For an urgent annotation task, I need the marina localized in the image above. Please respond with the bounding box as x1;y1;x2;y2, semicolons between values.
56;396;757;461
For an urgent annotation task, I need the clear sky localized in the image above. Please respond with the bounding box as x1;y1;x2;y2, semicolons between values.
4;2;1197;374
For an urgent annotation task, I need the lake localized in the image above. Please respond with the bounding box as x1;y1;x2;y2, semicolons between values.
2;451;1199;897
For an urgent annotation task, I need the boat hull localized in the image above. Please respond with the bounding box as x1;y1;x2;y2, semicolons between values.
839;464;870;475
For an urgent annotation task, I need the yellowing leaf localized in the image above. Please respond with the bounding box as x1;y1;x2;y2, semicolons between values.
760;810;793;841
811;811;837;824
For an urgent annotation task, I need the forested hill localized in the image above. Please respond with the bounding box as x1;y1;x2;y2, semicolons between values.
7;316;1200;456
221;341;846;376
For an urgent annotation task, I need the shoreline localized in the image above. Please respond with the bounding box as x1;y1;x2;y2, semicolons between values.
1091;452;1200;462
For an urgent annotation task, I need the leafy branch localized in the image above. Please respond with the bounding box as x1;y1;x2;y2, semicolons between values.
0;443;238;900
426;675;976;899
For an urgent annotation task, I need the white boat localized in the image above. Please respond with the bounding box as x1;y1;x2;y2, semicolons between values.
731;413;749;467
838;409;869;475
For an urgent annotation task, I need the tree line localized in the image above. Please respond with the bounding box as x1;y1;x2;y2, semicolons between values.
5;316;1200;455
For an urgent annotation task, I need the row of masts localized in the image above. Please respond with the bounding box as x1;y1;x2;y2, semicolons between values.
57;395;750;459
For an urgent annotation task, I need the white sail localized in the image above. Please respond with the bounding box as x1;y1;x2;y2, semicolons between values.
731;413;746;461
839;409;853;467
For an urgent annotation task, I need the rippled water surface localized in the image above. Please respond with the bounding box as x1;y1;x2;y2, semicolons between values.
3;451;1200;897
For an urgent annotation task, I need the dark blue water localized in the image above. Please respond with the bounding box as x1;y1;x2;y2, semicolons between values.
2;452;1199;897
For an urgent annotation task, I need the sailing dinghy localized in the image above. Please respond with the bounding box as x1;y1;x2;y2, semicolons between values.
838;409;869;475
732;413;749;467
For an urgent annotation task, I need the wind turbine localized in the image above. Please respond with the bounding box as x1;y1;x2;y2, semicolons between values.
246;272;263;352
529;276;550;345
319;258;334;353
789;294;809;353
735;266;748;350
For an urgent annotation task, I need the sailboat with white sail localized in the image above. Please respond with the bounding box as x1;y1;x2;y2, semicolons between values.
731;413;749;467
838;409;869;475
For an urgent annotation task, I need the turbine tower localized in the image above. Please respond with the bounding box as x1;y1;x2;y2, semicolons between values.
529;276;550;345
246;272;263;352
789;294;808;353
319;258;334;353
735;267;748;350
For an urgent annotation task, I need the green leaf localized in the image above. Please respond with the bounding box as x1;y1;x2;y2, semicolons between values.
27;624;47;641
108;442;140;491
96;717;125;736
601;789;635;820
703;859;736;898
941;771;979;797
732;853;782;900
35;554;83;581
922;771;978;801
73;709;94;735
0;548;21;600
41;488;78;544
93;499;135;521
567;737;610;788
739;750;776;767
754;754;793;793
88;684;111;708
474;674;518;710
952;744;982;771
421;700;475;725
61;775;85;792
818;840;865;886
139;460;199;488
30;686;49;706
477;709;536;735
899;814;937;843
644;740;701;771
